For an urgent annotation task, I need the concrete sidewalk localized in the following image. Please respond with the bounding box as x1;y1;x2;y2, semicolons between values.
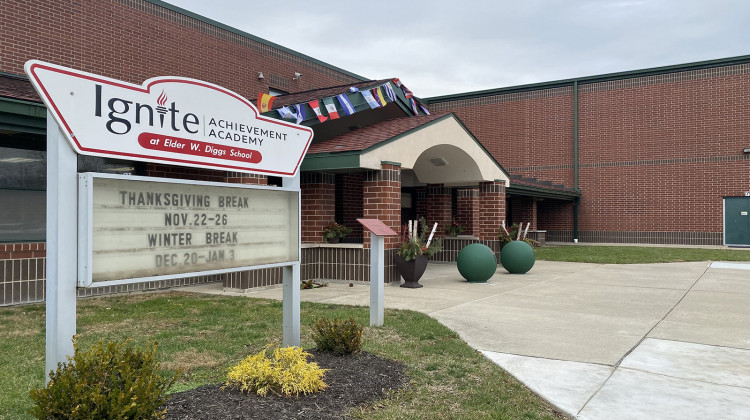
183;260;750;419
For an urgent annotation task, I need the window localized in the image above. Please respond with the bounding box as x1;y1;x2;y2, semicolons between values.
0;147;46;241
0;144;139;242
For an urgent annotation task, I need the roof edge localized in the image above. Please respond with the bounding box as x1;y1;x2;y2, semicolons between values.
506;184;580;201
146;0;368;82
424;54;750;103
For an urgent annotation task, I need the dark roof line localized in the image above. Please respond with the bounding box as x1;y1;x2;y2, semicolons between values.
424;54;750;103
146;0;368;82
508;174;578;195
267;79;392;109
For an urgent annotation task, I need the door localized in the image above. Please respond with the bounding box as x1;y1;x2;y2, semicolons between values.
724;197;750;245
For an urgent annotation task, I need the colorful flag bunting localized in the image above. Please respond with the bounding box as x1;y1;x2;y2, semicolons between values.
392;78;402;87
293;104;305;124
409;98;419;115
278;106;294;119
257;92;275;112
382;83;396;102
348;86;360;93
373;87;388;106
401;85;413;99
336;93;355;116
323;97;339;119
308;100;328;122
361;90;380;109
417;102;431;115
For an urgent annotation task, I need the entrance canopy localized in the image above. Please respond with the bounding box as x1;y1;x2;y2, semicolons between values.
302;113;509;186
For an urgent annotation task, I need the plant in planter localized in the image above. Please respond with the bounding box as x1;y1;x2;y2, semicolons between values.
396;217;443;288
445;219;465;237
499;221;540;248
322;221;352;244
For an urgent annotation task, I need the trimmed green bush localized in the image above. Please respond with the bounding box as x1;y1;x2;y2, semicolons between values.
225;346;327;397
29;338;179;420
311;317;363;355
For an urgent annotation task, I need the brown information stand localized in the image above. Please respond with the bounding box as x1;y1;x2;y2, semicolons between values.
357;219;398;326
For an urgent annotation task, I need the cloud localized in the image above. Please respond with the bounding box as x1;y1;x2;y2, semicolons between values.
168;0;750;97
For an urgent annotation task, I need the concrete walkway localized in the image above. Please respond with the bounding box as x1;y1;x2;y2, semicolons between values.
183;260;750;419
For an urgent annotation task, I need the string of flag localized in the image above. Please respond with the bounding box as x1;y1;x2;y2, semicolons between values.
271;78;429;124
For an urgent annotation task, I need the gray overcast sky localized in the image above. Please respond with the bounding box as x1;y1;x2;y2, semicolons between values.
168;0;749;98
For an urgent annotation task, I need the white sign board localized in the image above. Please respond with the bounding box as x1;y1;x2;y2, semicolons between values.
25;60;313;176
78;173;299;287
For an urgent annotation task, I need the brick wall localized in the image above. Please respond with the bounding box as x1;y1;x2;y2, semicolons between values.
429;64;750;244
577;69;750;238
335;173;364;241
0;0;361;97
537;200;575;242
430;88;576;188
301;173;336;243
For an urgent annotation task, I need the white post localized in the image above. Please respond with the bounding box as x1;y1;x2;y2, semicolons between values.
369;232;384;327
282;262;300;346
282;172;301;347
45;112;78;379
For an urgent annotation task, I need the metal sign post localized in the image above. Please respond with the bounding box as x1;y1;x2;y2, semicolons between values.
282;172;301;346
45;112;78;378
357;219;398;327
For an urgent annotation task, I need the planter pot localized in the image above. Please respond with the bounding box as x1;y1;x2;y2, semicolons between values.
326;237;340;244
395;254;428;288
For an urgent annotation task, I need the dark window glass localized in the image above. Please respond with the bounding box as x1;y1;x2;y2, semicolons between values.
0;145;138;242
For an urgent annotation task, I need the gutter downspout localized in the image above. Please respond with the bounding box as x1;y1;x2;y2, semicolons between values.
573;80;579;242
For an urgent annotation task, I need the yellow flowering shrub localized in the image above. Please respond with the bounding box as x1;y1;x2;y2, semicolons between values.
225;346;327;397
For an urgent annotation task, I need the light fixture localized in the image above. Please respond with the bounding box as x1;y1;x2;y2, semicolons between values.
257;72;264;80
743;147;750;154
429;157;448;166
293;72;302;80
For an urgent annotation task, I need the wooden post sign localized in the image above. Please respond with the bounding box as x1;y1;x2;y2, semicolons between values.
25;60;312;376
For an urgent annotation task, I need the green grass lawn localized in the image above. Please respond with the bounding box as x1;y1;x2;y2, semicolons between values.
534;245;750;264
0;292;565;420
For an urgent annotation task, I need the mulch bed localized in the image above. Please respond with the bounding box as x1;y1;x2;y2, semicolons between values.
163;350;408;420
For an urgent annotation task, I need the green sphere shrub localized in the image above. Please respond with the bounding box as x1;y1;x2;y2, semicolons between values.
29;338;179;420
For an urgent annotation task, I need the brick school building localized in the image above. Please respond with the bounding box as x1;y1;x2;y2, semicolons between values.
1;0;748;305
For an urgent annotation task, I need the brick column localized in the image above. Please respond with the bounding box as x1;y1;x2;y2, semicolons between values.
479;181;506;240
456;188;479;236
426;184;451;238
363;163;401;249
301;172;336;243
